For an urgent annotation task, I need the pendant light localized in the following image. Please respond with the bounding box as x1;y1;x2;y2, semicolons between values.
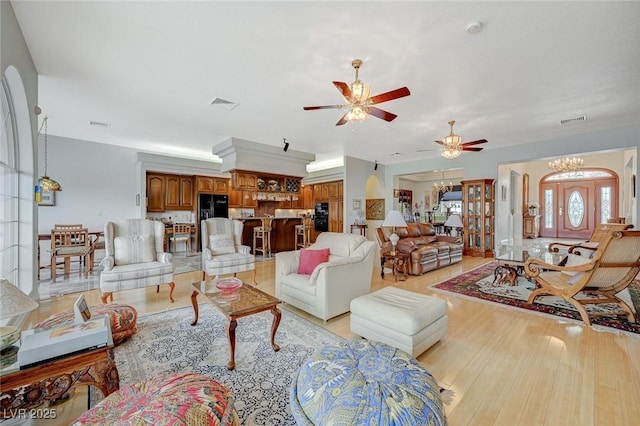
37;116;62;191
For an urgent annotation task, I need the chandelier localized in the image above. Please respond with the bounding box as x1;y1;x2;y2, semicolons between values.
548;156;584;173
37;116;62;191
440;120;462;159
434;172;453;194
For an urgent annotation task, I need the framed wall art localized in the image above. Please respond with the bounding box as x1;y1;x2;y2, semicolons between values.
38;190;55;206
365;199;385;220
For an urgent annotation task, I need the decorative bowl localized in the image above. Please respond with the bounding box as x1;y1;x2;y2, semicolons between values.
0;326;21;351
216;277;242;294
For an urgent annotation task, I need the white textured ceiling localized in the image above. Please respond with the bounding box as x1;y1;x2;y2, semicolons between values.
10;1;640;166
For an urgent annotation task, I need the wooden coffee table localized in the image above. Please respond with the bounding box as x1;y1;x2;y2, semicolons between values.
190;280;282;370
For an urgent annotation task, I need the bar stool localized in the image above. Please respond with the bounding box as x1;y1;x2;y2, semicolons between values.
295;216;313;249
253;217;273;258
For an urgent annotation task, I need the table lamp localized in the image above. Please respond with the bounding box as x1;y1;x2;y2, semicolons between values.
444;214;463;237
0;279;39;350
382;210;408;255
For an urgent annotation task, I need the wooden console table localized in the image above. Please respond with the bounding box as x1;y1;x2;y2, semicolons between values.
380;251;409;281
350;224;368;237
0;344;119;418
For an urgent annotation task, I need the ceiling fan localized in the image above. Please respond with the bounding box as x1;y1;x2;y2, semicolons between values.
418;120;488;158
303;59;410;126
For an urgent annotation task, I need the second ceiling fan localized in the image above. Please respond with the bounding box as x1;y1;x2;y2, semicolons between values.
303;59;410;126
418;120;488;158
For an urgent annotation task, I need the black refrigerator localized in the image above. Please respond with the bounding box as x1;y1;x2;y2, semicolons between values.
198;194;229;250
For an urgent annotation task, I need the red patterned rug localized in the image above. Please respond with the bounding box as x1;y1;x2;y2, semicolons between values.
431;262;640;335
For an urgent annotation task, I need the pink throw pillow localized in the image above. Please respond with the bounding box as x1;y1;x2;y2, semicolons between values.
297;248;330;275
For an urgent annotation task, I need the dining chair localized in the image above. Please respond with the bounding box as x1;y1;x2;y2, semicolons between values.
50;227;93;282
169;223;192;254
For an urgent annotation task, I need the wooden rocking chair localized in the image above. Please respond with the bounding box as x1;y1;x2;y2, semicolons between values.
525;230;640;326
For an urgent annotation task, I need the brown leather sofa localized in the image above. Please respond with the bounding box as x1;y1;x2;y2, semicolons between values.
376;222;463;275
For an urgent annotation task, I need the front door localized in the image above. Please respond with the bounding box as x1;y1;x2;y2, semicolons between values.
539;169;618;240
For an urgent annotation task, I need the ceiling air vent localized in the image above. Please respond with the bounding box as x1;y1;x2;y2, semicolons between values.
89;121;111;128
560;115;587;125
210;97;239;110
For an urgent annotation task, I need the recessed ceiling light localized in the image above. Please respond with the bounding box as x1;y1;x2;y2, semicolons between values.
466;22;483;34
89;121;111;128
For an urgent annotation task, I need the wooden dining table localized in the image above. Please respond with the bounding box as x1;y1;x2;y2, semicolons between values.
38;231;103;280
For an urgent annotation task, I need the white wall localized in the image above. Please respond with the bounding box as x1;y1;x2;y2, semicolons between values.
37;135;140;233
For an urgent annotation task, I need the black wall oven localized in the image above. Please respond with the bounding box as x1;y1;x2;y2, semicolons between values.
314;202;329;232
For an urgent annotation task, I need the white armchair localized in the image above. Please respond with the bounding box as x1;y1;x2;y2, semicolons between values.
201;218;256;283
100;219;174;304
275;232;376;321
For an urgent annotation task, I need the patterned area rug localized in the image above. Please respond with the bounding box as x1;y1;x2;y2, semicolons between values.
111;304;345;425
431;262;640;335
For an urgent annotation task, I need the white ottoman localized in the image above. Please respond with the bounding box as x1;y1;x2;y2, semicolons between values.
350;287;448;357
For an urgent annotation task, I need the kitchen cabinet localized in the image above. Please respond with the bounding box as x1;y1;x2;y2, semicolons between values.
146;174;166;212
302;186;314;209
146;173;193;212
329;199;344;232
462;179;495;257
229;189;257;208
165;175;193;210
196;176;228;194
232;172;258;190
313;181;342;202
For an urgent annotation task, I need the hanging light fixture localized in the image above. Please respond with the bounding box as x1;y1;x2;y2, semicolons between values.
345;59;371;123
434;171;453;194
37;116;62;191
440;120;462;159
548;156;584;173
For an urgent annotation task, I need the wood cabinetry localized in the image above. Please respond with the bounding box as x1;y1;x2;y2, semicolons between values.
462;179;495;257
196;176;228;194
232;172;258;190
165;176;194;210
229;189;257;208
302;186;314;209
313;181;342;202
329;199;344;232
523;215;540;239
147;173;194;211
146;174;166;212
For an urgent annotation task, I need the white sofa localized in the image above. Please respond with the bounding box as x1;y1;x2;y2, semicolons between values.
275;232;376;321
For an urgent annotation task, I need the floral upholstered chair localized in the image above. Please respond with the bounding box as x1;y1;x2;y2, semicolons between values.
100;219;174;304
201;218;256;283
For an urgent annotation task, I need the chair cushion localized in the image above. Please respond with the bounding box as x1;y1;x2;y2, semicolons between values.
291;340;446;426
114;235;155;266
35;303;137;346
100;261;173;282
298;248;330;275
209;234;236;255
73;372;240;425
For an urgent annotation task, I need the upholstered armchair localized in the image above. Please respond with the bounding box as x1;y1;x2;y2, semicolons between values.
201;218;256;283
275;232;376;321
100;219;175;304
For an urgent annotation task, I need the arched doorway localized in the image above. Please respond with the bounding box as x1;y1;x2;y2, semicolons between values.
539;168;619;239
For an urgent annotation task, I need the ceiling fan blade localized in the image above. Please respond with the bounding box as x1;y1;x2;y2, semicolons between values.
462;147;484;152
333;81;351;100
417;148;437;152
335;113;349;126
462;139;488;146
368;107;397;122
434;140;445;146
369;87;411;105
303;105;343;110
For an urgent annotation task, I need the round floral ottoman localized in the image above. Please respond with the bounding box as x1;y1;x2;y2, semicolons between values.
291;339;447;425
72;372;240;425
35;303;137;345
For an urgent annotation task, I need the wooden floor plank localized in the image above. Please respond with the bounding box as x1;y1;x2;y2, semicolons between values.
17;256;640;425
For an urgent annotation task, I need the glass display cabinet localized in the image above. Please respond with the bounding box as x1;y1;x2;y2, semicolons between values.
461;179;495;257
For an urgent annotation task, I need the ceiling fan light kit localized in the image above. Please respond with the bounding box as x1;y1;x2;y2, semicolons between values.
436;120;487;159
303;59;410;126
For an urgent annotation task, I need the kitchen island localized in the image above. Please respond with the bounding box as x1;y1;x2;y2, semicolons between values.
233;217;305;254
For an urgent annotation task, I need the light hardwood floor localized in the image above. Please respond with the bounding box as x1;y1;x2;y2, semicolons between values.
22;256;640;425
